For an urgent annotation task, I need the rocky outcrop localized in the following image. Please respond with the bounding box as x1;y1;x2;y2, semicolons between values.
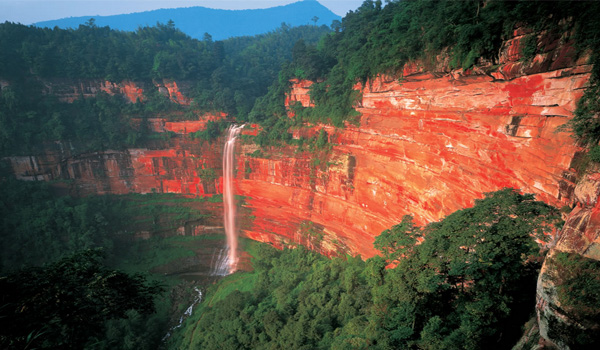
4;26;592;260
536;168;600;349
3;24;597;346
4;117;224;197
40;78;192;104
236;27;592;258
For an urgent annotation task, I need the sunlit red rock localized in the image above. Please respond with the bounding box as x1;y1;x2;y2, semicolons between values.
3;24;597;346
285;78;314;110
236;27;592;258
42;79;195;105
158;80;192;105
2;26;594;262
118;81;145;103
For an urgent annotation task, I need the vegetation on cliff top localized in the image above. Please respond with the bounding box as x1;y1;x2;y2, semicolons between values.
248;0;600;146
169;189;562;350
1;2;599;347
0;20;330;154
3;1;600;152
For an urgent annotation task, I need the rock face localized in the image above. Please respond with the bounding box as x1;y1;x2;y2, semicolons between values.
3;25;597;346
5;117;224;197
236;27;592;258
536;168;600;349
3;27;592;258
41;78;192;104
4;27;592;259
3;115;227;239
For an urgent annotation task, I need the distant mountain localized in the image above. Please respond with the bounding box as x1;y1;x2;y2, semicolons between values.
34;0;340;41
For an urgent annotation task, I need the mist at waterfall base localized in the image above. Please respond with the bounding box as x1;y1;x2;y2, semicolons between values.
212;124;245;276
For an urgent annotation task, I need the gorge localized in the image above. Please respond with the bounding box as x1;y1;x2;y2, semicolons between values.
5;24;591;257
1;1;600;349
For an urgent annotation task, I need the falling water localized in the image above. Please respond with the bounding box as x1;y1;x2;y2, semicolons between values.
220;124;244;274
210;247;229;276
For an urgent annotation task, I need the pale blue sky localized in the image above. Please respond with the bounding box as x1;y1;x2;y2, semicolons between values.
0;0;365;25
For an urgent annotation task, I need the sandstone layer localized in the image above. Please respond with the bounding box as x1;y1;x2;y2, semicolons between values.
237;28;591;257
3;25;597;348
4;27;592;258
41;78;192;104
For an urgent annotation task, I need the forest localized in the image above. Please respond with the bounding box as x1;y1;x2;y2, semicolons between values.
0;20;330;154
252;0;600;147
2;1;600;152
2;0;600;349
169;190;575;350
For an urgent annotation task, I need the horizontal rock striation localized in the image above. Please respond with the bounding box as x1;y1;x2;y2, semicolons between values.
236;27;592;258
4;117;224;197
39;78;192;104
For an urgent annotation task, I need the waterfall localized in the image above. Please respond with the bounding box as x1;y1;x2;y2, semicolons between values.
210;247;229;276
221;124;244;274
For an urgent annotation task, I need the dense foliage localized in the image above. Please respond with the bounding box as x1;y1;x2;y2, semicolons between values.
0;85;149;154
4;1;599;151
0;249;163;349
2;2;599;348
0;178;224;349
0;179;117;269
0;21;330;154
0;179;217;270
172;189;562;350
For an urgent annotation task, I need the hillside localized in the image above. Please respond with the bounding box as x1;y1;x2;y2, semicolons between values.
2;1;600;349
33;0;341;40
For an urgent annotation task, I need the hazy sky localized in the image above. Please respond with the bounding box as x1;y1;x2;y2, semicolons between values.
0;0;365;25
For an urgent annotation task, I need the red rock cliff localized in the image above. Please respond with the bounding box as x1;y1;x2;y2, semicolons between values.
236;27;592;258
5;115;225;197
3;27;592;260
42;78;191;104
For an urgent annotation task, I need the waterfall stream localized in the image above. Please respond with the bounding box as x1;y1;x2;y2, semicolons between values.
163;125;244;341
162;287;202;342
219;124;244;275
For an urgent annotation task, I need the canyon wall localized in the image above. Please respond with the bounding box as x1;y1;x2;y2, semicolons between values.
3;27;592;260
3;115;227;236
4;27;592;258
3;25;597;347
535;167;600;349
237;27;592;257
5;118;223;197
42;78;192;105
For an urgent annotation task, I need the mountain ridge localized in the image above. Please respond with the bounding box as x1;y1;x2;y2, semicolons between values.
33;0;341;40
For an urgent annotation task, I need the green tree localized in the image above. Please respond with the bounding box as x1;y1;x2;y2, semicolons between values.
0;249;163;349
373;215;421;263
382;188;562;349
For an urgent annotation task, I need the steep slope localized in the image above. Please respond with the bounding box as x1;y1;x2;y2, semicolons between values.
4;17;598;348
34;0;341;40
236;27;591;258
4;26;591;258
535;168;600;349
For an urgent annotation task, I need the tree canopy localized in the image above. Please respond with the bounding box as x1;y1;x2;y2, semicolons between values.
171;189;562;350
0;249;163;349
